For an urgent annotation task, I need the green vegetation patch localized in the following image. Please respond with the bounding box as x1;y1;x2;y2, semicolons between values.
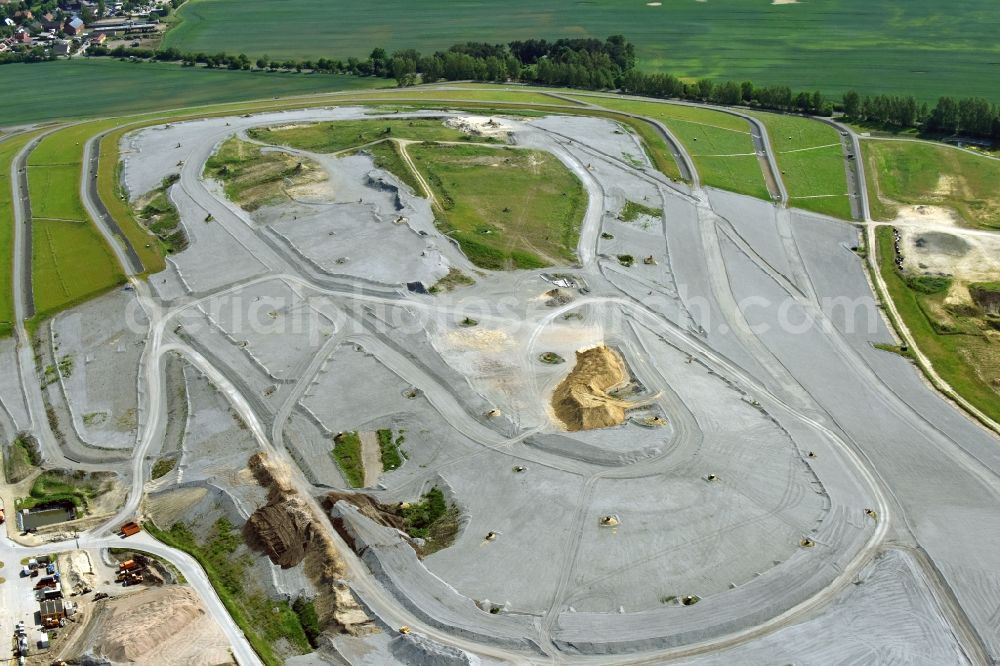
204;137;325;211
863;140;1000;229
620;200;663;223
400;487;460;557
747;111;852;219
875;226;1000;423
16;469;114;514
151;457;178;480
331;431;364;488
906;275;952;295
146;518;311;666
429;267;475;293
250;118;471;154
3;434;41;484
409;143;585;270
135;174;188;254
578;96;767;199
377;429;405;471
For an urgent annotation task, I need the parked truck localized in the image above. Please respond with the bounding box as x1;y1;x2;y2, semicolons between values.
119;522;141;537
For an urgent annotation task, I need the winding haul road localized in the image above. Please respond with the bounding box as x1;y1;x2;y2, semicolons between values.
3;91;995;665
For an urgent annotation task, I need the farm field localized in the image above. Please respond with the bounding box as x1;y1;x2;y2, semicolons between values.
576;95;768;199
746;111;852;219
163;0;1000;102
408;143;585;269
0;59;386;126
0;131;42;336
874;226;1000;424
863;140;1000;230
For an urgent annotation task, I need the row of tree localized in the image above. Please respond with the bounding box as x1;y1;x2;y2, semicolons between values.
842;91;1000;139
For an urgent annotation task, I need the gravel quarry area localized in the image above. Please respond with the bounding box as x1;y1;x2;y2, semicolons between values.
5;104;1000;666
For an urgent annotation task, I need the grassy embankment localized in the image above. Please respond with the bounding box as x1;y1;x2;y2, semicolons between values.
145;517;312;666
0;131;43;336
248;117;472;153
575;95;769;199
745;111;853;219
863;140;1000;230
27;127;126;322
409;143;586;269
874;226;1000;423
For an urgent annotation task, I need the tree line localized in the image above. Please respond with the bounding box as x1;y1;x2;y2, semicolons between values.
8;32;1000;141
842;91;1000;140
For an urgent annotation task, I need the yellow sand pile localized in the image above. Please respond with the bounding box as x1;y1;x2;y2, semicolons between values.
551;345;632;431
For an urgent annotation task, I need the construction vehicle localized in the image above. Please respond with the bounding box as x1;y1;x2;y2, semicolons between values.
119;522;141;537
399;626;411;635
0;506;5;524
118;559;137;572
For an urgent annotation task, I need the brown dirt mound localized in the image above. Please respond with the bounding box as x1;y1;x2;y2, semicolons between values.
243;494;317;569
94;587;231;665
246;452;375;635
551;345;632;431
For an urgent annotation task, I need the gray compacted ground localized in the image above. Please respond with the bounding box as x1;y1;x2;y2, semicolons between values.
15;105;994;664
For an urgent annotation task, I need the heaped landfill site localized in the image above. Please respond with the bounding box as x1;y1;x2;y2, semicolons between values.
2;90;1000;666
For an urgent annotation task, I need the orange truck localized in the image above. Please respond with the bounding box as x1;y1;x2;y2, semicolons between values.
118;560;137;572
119;522;141;537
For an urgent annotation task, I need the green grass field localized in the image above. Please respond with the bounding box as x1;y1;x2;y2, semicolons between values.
0;59;386;126
863;140;1000;229
577;95;768;199
746;112;852;219
31;217;125;320
0;132;42;336
409;143;585;269
875;226;1000;424
162;0;1000;102
26;129;127;318
249;118;471;153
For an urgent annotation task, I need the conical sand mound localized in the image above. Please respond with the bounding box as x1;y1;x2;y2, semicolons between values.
551;345;632;431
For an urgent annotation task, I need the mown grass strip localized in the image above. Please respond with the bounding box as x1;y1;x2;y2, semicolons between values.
745;111;852;219
576;95;767;198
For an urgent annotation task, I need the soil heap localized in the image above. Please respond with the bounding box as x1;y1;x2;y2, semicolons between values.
244;452;375;635
92;587;229;664
551;345;631;431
